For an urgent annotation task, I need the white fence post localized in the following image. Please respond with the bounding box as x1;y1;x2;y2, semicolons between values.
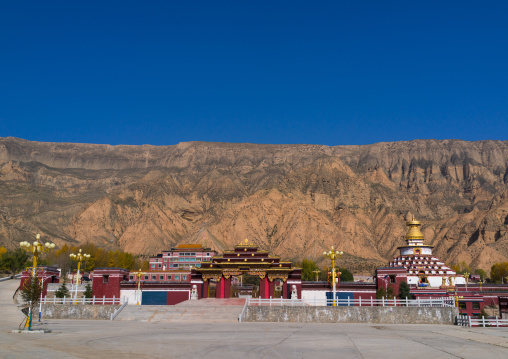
103;295;105;304
348;297;350;307
394;296;396;307
496;316;499;327
406;297;408;307
482;317;486;328
113;295;115;305
382;297;385;307
417;297;420;307
468;316;472;327
93;295;95;305
371;297;373;306
359;297;362;307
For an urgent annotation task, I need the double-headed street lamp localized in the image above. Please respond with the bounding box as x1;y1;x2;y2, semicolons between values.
463;271;470;291
69;249;90;303
19;233;56;329
323;246;343;306
20;234;56;276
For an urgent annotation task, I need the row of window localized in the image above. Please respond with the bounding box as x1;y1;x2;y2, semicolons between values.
129;274;188;281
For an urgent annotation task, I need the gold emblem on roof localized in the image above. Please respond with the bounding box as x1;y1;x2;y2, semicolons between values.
244;239;249;245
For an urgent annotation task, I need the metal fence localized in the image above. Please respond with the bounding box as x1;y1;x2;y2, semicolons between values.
246;296;455;307
42;296;125;305
456;314;508;327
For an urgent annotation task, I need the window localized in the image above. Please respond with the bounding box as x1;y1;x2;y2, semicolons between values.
144;275;148;280
472;302;480;310
459;302;467;310
152;275;156;280
159;275;164;280
151;264;155;268
175;275;180;281
390;276;396;284
103;275;109;283
167;275;172;280
158;264;161;268
207;253;210;256
155;258;158;262
182;275;187;280
129;276;134;281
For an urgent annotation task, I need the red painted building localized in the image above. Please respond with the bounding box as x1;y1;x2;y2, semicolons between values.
20;266;60;297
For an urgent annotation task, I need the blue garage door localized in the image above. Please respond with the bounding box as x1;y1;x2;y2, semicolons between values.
326;292;354;306
142;291;167;305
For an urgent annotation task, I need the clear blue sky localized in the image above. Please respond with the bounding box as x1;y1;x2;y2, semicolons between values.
1;1;507;146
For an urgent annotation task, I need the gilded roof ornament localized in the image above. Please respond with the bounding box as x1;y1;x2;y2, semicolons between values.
405;216;424;241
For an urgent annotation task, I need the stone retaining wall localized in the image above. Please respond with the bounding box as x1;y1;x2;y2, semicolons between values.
243;306;459;324
41;304;121;320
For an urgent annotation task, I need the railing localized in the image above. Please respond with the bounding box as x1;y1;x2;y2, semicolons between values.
42;296;125;305
238;299;249;322
111;298;129;320
247;296;454;307
456;314;508;327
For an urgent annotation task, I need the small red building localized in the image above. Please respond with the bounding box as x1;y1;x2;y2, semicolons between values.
20;266;60;297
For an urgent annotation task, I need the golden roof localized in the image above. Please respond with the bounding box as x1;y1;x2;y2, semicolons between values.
405;215;424;241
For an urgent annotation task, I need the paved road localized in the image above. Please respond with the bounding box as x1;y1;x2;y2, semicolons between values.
1;280;508;359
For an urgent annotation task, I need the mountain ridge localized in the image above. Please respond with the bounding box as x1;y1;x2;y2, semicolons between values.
1;137;507;273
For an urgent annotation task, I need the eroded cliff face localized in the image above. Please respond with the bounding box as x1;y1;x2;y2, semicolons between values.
1;137;507;272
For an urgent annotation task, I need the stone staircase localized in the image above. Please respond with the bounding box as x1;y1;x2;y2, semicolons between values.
116;298;246;323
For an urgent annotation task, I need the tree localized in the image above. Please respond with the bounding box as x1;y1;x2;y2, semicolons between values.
0;248;30;276
398;281;412;299
491;262;508;283
376;287;386;299
83;282;93;300
20;274;42;329
386;285;395;299
339;268;354;282
474;268;488;281
300;259;320;281
54;279;70;299
451;261;471;274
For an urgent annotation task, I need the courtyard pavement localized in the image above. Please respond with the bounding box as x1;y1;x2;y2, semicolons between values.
2;279;508;359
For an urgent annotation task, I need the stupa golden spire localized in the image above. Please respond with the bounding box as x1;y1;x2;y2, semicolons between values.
405;215;424;242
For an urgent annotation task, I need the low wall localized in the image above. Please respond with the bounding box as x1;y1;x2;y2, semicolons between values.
243;306;459;324
41;304;121;320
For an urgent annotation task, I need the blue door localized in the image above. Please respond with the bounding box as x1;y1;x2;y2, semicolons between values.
337;292;354;306
326;292;354;306
142;291;167;305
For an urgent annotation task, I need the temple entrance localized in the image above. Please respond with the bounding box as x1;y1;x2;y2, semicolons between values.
194;239;300;299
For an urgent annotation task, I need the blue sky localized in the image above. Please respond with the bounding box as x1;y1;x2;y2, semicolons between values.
1;1;507;146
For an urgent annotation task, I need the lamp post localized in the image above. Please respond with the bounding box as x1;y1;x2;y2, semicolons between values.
69;249;90;304
313;269;320;282
323;246;343;306
19;233;56;329
463;271;470;291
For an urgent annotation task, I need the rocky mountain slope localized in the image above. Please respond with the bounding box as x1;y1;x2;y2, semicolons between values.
1;137;507;273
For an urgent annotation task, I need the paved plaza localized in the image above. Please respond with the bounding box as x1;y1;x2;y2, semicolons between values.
2;280;508;359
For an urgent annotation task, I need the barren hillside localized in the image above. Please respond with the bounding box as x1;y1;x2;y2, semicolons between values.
1;137;507;273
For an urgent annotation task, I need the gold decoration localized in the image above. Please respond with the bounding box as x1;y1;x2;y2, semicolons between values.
244;239;249;245
252;253;254;256
244;248;247;251
244;258;247;261
227;259;230;261
261;258;264;261
237;253;240;256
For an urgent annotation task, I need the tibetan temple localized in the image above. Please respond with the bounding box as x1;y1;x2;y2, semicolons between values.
384;216;465;288
26;215;508;319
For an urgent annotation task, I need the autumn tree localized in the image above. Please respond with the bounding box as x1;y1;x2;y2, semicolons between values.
491;262;508;283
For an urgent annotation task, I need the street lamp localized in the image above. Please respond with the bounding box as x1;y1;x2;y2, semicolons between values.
313;269;320;282
19;233;56;329
69;249;90;304
323;246;343;306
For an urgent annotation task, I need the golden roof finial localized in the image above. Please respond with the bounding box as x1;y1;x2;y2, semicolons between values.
244;238;249;245
406;216;424;241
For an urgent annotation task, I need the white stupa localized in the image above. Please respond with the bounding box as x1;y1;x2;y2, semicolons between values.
389;216;465;288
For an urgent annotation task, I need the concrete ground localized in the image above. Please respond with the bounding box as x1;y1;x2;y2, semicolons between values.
2;280;508;359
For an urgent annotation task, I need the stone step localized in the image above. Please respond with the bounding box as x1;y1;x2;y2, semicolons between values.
116;303;243;322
